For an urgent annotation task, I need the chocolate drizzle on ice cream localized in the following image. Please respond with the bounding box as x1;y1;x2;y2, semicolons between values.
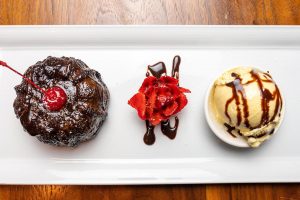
224;70;282;136
211;67;283;147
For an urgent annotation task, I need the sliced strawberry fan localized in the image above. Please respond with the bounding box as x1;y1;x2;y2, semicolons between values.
128;76;190;126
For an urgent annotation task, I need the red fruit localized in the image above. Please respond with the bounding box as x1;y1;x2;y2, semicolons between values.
139;76;157;93
150;112;164;126
43;86;67;111
146;89;157;117
128;93;146;120
163;102;178;116
176;94;188;113
179;87;191;93
160;76;178;85
128;75;190;126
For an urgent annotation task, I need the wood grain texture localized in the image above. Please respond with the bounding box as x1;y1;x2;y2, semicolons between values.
0;185;300;200
1;0;300;199
0;0;299;24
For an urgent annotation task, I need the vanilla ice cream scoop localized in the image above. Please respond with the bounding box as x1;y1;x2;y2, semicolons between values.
209;67;283;147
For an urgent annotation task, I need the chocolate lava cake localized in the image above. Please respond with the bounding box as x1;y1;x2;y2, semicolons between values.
13;56;109;147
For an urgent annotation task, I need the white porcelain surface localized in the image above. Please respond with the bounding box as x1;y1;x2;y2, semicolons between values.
0;26;300;184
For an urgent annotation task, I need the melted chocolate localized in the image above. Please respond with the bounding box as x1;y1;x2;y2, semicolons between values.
144;120;156;145
224;69;282;138
172;55;181;80
224;123;237;138
254;132;267;138
270;84;283;122
250;70;282;128
225;73;250;127
13;56;110;147
161;117;179;139
143;56;181;145
237;130;243;136
147;62;166;78
269;129;275;135
249;128;275;139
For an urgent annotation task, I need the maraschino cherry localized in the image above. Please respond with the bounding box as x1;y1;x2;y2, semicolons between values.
0;60;67;111
43;87;67;111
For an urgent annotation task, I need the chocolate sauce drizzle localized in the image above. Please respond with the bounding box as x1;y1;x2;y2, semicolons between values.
144;120;156;145
143;56;181;145
224;69;282;138
146;62;166;78
225;73;249;127
172;55;180;80
161;116;179;139
224;123;237;138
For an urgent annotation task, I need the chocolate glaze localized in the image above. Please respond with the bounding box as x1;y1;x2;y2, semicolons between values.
237;130;243;136
13;56;110;147
144;120;156;145
223;69;282;139
144;56;181;145
147;62;166;78
161;117;179;139
172;55;181;80
224;123;237;138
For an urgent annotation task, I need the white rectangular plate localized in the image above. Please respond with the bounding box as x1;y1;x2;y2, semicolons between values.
0;26;300;184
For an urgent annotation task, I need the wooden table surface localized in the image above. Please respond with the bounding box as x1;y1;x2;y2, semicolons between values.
0;0;300;199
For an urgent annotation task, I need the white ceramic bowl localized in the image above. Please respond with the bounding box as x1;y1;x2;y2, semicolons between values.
204;69;285;148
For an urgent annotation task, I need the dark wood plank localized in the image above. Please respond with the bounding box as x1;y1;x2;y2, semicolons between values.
1;184;299;199
206;184;232;200
0;186;80;200
231;184;273;200
0;185;207;200
0;0;299;25
272;184;300;200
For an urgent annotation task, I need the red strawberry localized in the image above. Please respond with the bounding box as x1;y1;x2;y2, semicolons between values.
163;102;178;116
128;93;146;120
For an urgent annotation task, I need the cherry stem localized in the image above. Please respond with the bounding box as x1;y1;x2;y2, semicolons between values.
0;60;46;94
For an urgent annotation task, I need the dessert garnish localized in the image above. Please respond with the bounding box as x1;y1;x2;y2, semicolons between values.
128;56;190;145
43;86;67;111
0;60;67;111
